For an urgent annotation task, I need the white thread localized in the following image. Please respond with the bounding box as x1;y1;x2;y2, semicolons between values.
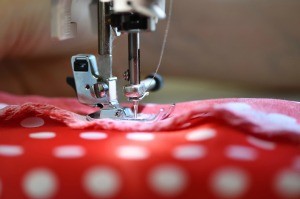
146;0;173;91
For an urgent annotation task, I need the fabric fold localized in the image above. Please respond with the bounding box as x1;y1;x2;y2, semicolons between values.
0;92;299;143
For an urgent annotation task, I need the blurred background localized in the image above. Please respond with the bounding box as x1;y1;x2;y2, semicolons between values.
0;0;299;103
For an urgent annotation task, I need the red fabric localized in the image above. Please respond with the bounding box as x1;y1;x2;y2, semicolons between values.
0;92;299;199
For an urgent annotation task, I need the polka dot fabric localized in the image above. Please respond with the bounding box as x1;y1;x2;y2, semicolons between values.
0;92;299;199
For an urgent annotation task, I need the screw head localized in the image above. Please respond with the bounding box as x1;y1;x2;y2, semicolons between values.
115;110;123;117
123;70;130;81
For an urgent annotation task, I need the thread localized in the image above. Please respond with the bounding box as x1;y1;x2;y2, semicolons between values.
146;0;173;91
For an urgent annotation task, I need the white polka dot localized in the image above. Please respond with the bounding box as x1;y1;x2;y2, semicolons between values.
83;167;121;198
269;113;297;122
29;132;56;139
275;169;300;198
126;133;155;141
20;117;45;128
0;145;24;157
247;136;276;150
211;167;249;198
225;145;258;161
186;128;216;141
0;103;8;109
53;145;85;158
116;146;149;160
216;102;252;112
145;103;156;108
23;168;58;199
149;164;188;196
80;132;108;140
215;103;300;133
173;145;206;160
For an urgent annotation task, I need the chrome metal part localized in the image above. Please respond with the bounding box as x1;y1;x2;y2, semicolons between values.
94;82;109;98
71;54;119;107
123;84;147;99
87;107;134;120
97;55;112;79
128;32;141;85
113;0;166;20
126;32;143;117
87;103;176;122
66;0;167;121
98;1;114;79
98;1;113;56
141;77;157;91
71;54;103;106
72;54;132;120
133;100;139;118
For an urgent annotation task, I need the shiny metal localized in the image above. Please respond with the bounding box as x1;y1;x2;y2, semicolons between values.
97;55;112;79
141;77;157;91
133;100;139;118
98;1;113;56
127;32;142;115
88;104;175;122
123;84;147;98
94;82;109;98
98;1;113;79
113;0;166;32
67;0;167;121
87;107;134;120
123;77;158;98
71;54;118;106
113;0;166;19
72;54;131;119
71;54;104;106
128;32;141;85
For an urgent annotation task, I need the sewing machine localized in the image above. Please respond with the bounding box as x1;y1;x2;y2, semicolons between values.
51;0;166;120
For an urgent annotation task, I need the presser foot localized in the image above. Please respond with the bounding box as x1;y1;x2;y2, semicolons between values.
86;104;175;122
86;107;133;121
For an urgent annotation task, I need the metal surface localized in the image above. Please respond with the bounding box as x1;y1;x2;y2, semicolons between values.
87;107;134;120
98;1;113;79
124;76;158;118
128;32;141;85
98;1;113;56
65;0;167;121
87;104;176;122
141;78;157;91
97;55;112;79
127;32;142;118
123;84;148;98
72;54;129;119
113;0;166;19
133;100;139;118
71;54;108;106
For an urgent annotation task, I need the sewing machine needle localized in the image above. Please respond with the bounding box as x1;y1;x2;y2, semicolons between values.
133;100;139;118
